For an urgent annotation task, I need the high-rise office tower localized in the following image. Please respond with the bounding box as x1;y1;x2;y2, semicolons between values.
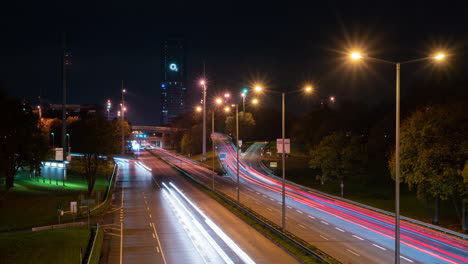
161;39;187;125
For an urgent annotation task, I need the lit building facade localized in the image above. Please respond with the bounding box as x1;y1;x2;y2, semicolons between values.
161;39;187;125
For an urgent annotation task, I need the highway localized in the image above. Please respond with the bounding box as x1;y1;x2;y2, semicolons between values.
150;134;468;264
98;152;299;264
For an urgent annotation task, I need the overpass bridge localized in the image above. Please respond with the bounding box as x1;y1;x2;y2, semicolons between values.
131;126;182;149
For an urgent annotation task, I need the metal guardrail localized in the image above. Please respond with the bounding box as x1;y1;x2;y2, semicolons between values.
161;157;331;264
254;156;468;240
90;163;118;213
86;223;100;264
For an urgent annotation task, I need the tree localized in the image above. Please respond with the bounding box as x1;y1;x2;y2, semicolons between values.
308;131;368;197
180;124;202;156
0;94;48;190
389;103;467;227
225;112;256;141
69;116;119;194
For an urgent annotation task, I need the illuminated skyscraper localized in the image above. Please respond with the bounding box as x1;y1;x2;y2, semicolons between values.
161;39;187;125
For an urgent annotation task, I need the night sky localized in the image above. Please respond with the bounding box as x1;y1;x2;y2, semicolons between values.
1;1;467;125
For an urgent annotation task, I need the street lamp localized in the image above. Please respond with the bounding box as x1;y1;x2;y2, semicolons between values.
349;50;446;264
121;82;126;155
200;79;207;161
66;133;71;153
50;132;55;148
254;85;312;232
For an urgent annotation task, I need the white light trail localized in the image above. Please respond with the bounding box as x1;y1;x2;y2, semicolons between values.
169;182;256;264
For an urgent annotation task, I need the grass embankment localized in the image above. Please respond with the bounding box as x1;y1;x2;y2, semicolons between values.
0;228;93;264
261;142;462;232
0;159;114;231
149;150;337;264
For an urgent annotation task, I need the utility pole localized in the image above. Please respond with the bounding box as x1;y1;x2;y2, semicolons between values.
61;33;69;158
61;33;70;184
121;81;126;155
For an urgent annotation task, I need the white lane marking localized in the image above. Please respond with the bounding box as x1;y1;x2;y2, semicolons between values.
320;235;329;240
352;235;364;240
262;195;267;198
149;214;152;218
277;202;282;205
156;246;160;253
151;222;168;263
298;224;306;229
266;208;272;212
400;256;414;262
120;181;124;264
270;198;274;201
287;206;292;209
372;244;386;250
335;227;345;232
147;206;150;211
296;210;303;214
320;221;329;225
347;249;360;256
256;192;260;195
308;215;315;219
152;233;155;239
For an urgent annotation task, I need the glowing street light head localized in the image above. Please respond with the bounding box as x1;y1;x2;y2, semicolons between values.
252;98;259;105
224;106;231;113
434;53;446;61
330;96;336;102
305;86;313;93
122;89;126;93
224;93;230;98
200;79;206;86
196;106;202;112
215;97;223;105
350;52;363;61
241;92;246;97
254;86;263;93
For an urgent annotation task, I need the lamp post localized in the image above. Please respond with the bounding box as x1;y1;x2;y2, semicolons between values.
349;51;446;264
66;133;71;153
200;79;207;161
50;132;55;148
235;104;240;202
255;85;312;232
106;99;111;120
121;82;126;155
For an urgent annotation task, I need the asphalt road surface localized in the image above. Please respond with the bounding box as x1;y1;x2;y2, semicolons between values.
97;153;299;264
149;134;467;264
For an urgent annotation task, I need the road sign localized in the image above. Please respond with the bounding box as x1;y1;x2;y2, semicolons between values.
276;139;290;154
70;201;77;213
270;162;278;168
219;153;227;160
55;148;63;161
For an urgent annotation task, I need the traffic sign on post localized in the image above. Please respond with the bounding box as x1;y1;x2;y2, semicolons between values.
276;139;290;154
219;153;227;160
270;162;278;168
